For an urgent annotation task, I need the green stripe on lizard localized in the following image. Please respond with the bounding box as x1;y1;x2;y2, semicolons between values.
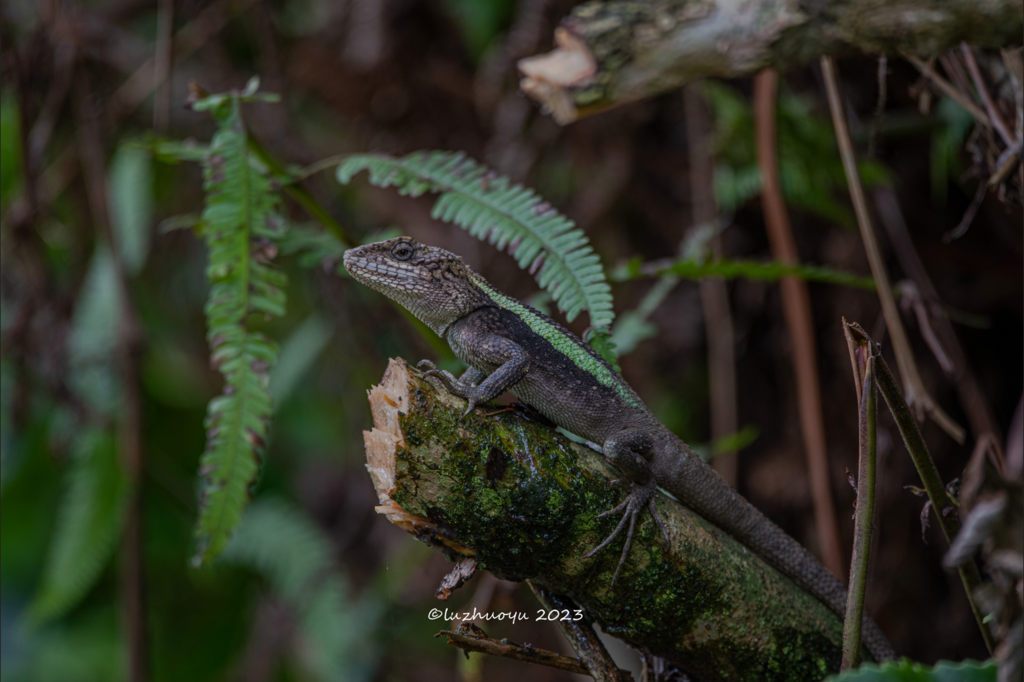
471;275;642;410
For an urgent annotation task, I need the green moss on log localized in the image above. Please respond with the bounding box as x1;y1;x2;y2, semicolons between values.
365;359;860;680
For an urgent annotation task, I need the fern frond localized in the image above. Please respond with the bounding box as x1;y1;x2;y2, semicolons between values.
337;151;615;331
30;430;129;623
223;498;377;681
191;84;287;566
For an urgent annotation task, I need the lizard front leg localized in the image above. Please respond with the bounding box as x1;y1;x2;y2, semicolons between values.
418;334;529;418
585;428;671;586
458;366;486;386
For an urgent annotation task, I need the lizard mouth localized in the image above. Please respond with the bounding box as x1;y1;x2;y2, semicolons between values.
343;250;425;286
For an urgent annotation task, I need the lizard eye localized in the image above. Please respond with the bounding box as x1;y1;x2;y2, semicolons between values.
391;241;415;261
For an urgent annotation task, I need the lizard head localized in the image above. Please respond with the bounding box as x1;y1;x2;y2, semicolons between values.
343;237;488;336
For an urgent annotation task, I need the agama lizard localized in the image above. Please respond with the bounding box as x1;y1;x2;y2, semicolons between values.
344;237;895;662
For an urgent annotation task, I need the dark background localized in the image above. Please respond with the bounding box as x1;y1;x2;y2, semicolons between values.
1;0;1021;680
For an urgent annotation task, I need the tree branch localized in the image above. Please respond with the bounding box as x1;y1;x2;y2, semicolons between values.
364;359;870;680
436;622;606;677
517;0;1023;123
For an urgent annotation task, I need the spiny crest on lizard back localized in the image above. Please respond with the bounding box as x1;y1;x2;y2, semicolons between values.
343;237;490;335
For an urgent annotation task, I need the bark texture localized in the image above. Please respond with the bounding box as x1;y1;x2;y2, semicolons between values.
517;0;1024;123
364;358;865;682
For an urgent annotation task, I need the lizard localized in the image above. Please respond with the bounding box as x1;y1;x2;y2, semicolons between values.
343;236;896;662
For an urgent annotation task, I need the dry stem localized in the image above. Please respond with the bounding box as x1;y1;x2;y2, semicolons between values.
754;69;845;580
820;56;965;444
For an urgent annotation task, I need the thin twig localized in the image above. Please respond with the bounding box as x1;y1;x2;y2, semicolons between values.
73;73;148;682
153;0;174;131
940;53;980;107
685;84;739;489
529;583;632;682
754;69;845;579
294;154;352;180
867;56;887;158
960;44;1016;147
26;0;245;209
988;140;1023;187
107;0;250;122
943;180;987;242
872;187;1002;443
844;323;997;655
897;281;954;374
245;134;352;245
906;56;991;127
1000;48;1024;144
841;329;878;670
821;56;965;444
436;622;631;678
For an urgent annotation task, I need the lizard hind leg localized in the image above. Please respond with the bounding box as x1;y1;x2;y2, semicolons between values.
584;429;671;586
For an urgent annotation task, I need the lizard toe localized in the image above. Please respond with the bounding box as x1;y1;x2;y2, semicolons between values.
584;481;661;586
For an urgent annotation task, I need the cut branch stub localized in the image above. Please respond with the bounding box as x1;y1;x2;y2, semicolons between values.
517;0;1023;123
364;358;866;680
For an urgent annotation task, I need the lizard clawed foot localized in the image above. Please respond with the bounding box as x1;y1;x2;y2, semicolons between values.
584;480;670;586
418;361;480;418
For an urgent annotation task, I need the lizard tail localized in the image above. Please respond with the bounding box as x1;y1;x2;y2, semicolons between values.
756;526;897;662
655;441;897;662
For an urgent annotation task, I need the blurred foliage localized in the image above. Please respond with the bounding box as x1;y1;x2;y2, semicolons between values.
442;0;516;61
30;430;129;624
221;497;380;681
930;98;976;205
612;256;876;289
1;94;22;206
824;659;996;682
704;82;892;224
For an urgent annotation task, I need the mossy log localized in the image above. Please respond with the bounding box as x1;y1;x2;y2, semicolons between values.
364;359;859;681
517;0;1024;123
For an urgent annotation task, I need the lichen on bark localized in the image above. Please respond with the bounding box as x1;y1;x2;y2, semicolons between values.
364;358;866;681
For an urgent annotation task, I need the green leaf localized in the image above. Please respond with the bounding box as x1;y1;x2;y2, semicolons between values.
108;143;154;276
67;248;122;414
1;89;23;207
145;137;211;164
337;151;616;356
222;498;378;681
610;272;680;356
613;257;875;290
11;607;126;682
270;315;333;408
29;430;130;623
930;98;975;205
190;86;287;566
711;425;759;455
442;0;514;60
824;658;996;682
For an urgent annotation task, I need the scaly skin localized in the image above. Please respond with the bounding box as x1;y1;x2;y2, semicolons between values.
344;237;896;662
